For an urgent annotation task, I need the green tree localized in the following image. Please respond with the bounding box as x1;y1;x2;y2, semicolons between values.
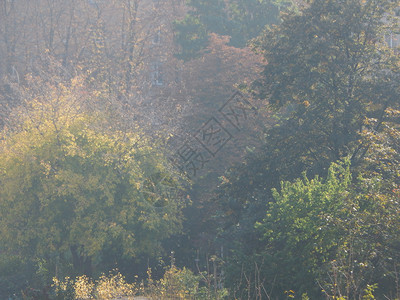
173;15;209;61
352;108;400;298
174;0;286;60
226;0;285;47
256;161;353;297
218;0;400;233
0;77;185;283
216;0;399;296
252;0;399;176
255;159;400;298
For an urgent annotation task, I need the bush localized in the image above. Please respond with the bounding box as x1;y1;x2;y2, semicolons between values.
52;271;136;300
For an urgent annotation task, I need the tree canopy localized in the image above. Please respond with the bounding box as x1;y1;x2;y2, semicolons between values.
173;0;286;60
218;0;400;216
215;0;400;297
0;76;185;279
1;0;400;298
255;159;400;298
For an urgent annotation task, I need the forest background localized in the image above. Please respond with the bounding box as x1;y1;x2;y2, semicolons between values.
0;0;400;299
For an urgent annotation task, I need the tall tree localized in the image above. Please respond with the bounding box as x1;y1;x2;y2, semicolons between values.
0;75;185;283
216;0;400;296
254;158;400;298
252;0;400;172
173;0;287;60
219;0;400;218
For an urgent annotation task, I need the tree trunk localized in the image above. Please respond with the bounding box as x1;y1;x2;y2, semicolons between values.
70;245;92;276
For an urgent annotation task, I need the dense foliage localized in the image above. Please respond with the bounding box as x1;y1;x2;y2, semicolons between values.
0;0;399;299
215;0;400;298
174;0;287;60
0;77;185;295
254;159;400;298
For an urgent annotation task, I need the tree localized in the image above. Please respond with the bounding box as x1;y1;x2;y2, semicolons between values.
352;108;400;298
173;15;209;61
0;0;189;144
254;158;400;298
215;0;400;296
358;108;400;196
252;0;399;174
173;0;287;60
0;75;185;284
225;0;284;47
217;0;400;225
255;161;353;298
